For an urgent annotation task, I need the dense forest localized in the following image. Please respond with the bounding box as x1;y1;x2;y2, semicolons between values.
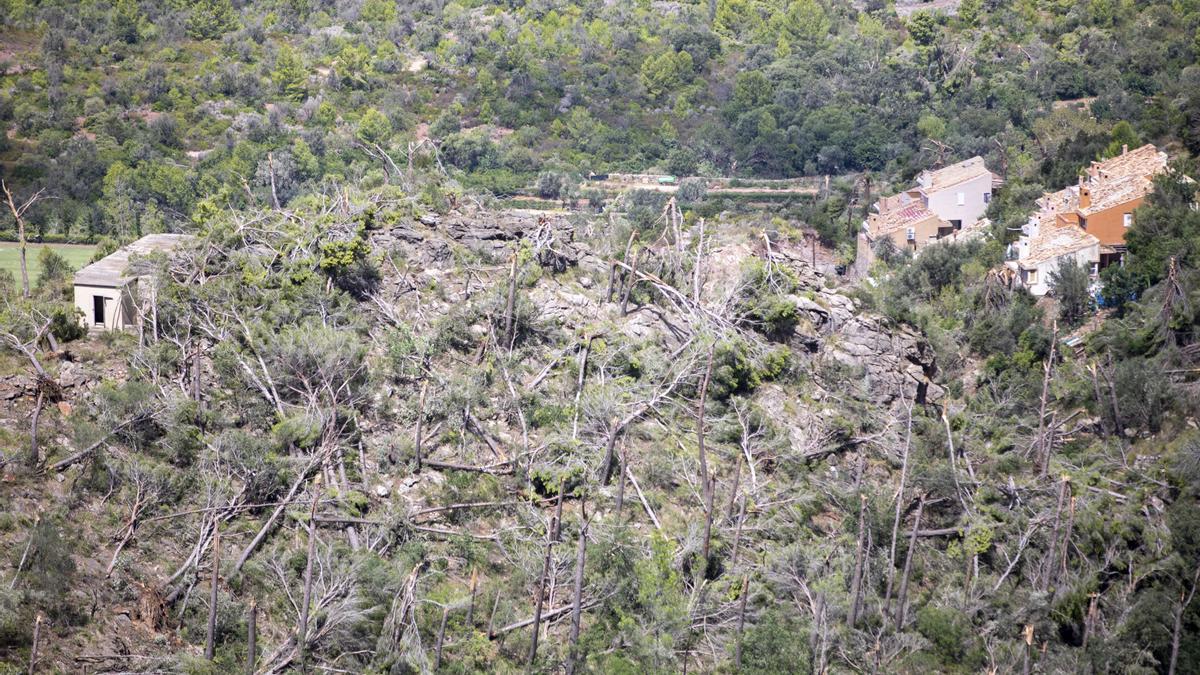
2;0;1200;673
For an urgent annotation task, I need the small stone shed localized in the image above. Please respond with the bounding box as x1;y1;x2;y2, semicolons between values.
73;233;194;331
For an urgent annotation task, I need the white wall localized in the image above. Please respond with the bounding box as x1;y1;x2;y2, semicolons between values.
74;283;137;331
924;172;992;228
1024;244;1099;297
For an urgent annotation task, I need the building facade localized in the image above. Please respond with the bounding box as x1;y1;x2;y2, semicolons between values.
73;234;194;332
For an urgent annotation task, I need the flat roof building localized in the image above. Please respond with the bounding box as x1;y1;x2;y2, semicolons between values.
73;233;194;332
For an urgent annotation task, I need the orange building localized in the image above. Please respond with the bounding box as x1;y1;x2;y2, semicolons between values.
1034;144;1168;267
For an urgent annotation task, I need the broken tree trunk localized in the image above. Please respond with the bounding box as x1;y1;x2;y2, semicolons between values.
233;455;325;574
504;255;518;350
414;379;428;473
29;386;44;468
1168;561;1200;675
848;492;868;628
734;575;750;669
697;346;714;501
1042;475;1070;592
527;511;558;665
701;475;715;579
246;600;257;675
896;493;925;627
28;614;42;674
1035;322;1058;476
884;399;914;618
205;525;221;660
2;180;43;298
566;500;588;675
297;478;323;666
435;606;449;670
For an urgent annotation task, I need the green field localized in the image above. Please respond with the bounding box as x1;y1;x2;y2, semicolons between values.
0;243;96;286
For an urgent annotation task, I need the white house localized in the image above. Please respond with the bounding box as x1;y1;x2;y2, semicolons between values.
911;156;997;231
73;234;194;331
1005;216;1099;297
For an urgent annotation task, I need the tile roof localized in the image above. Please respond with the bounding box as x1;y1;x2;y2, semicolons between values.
74;233;195;286
1018;223;1099;268
1079;173;1155;216
866;200;943;237
1088;144;1168;183
917;156;992;192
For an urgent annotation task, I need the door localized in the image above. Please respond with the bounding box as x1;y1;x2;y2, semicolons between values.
93;295;106;326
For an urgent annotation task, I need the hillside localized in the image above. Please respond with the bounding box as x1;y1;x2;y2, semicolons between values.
1;1;1200;674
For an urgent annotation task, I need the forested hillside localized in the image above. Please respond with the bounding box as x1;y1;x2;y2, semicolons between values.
2;0;1200;673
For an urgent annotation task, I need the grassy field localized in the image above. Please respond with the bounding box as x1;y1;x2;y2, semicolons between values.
0;243;96;285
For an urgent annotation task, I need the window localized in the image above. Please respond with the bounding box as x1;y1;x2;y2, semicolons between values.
1123;213;1132;228
984;192;991;204
1026;269;1038;285
956;192;965;206
905;227;915;241
1090;262;1099;276
93;295;105;326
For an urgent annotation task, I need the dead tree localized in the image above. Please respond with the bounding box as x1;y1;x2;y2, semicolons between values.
434;606;450;670
414;379;428;473
503;254;518;350
884;397;914;618
848;492;869;628
297;478;323;666
1168;561;1200;675
1041;475;1070;592
2;179;47;298
697;346;715;501
28;614;42;674
528;509;559;665
246;600;257;675
896;493;926;627
734;575;750;668
1035;322;1058;476
205;525;221;660
566;500;589;675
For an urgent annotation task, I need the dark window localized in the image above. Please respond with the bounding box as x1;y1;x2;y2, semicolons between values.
93;295;105;325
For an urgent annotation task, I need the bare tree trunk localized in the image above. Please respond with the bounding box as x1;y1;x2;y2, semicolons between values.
566;500;588;675
267;152;281;210
246;600;257;675
884;400;914;618
504;255;518;350
28;614;41;675
205;525;221;660
486;589;501;639
1022;624;1034;675
896;493;925;627
466;568;478;627
730;495;746;566
734;575;750;669
552;476;566;542
1168;561;1200;675
700;475;715;578
614;442;627;517
848;492;868;627
692;217;705;304
1036;322;1058;476
435;606;449;670
297;479;323;665
2;180;41;298
619;249;639;316
726;453;742;524
1060;496;1076;579
697;347;714;501
414;379;428;473
527;515;557;666
1042;476;1069;592
28;387;44;468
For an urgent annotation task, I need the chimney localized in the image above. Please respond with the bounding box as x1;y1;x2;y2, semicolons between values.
1122;144;1128;155
1079;185;1091;210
